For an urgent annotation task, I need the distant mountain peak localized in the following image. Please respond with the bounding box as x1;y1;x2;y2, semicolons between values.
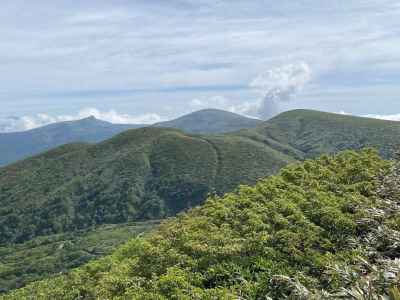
192;108;233;113
0;108;264;166
154;108;262;134
75;115;100;123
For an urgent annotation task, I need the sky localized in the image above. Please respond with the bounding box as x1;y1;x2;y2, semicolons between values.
1;0;400;131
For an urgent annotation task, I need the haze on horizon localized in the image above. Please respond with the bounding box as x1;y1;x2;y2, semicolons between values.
1;0;400;131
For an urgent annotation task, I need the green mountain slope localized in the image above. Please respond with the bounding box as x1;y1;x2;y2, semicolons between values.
256;109;400;159
2;109;400;246
154;108;261;134
4;149;399;299
0;127;293;245
2;109;400;293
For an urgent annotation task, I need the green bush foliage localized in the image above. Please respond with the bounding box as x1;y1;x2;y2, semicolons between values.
4;149;399;299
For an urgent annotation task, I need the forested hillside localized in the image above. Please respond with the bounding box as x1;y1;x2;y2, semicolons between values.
2;109;400;293
4;149;400;299
0;127;293;245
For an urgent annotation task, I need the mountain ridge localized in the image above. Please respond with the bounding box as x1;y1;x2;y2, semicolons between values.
0;117;142;167
2;109;400;244
254;109;400;158
154;108;261;134
2;109;400;292
0;109;261;166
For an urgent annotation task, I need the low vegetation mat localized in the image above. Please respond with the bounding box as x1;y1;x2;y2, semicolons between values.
4;149;400;299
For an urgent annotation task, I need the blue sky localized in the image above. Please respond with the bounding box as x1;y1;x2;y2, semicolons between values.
1;0;400;130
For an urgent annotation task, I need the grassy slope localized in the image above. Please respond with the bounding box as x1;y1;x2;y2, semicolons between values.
4;149;399;299
257;109;400;159
0;221;157;292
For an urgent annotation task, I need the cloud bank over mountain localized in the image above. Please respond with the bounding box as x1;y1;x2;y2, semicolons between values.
0;108;163;133
187;62;312;120
362;114;400;122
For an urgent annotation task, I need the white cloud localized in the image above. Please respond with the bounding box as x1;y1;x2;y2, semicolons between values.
75;108;163;124
248;62;312;119
65;11;129;24
189;96;231;110
250;62;312;101
0;108;163;133
363;113;400;121
338;111;400;122
186;62;312;120
188;96;259;118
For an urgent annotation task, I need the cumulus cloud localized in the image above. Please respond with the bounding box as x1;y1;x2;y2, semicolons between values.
186;63;312;120
191;63;313;119
248;62;312;119
189;96;260;119
0;108;163;133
